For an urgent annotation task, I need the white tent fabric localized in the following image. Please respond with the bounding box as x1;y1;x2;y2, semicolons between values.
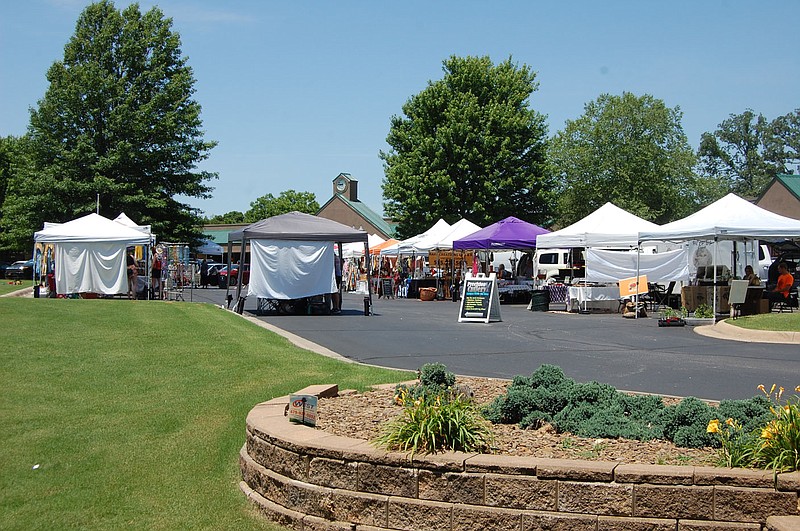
536;202;660;248
638;193;800;242
342;234;384;258
248;239;336;300
586;248;690;283
113;213;152;236
54;242;129;294
34;213;151;244
34;213;150;294
382;219;452;255
426;219;483;251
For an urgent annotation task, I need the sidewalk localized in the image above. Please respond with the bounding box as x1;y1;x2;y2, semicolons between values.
694;319;800;344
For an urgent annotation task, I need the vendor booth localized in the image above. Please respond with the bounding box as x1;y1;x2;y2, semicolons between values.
228;211;370;315
453;216;550;304
638;193;800;316
34;213;151;296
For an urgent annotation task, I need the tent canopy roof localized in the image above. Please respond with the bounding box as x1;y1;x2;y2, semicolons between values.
453;216;549;250
34;213;150;245
536;202;659;248
638;193;800;242
229;211;368;243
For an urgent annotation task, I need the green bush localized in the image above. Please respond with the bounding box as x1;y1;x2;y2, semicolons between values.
659;397;717;448
394;363;459;406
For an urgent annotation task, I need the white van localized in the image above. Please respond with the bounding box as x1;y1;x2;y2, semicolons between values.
534;248;585;280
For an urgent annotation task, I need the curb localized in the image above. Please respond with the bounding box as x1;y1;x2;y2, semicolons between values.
694;319;800;344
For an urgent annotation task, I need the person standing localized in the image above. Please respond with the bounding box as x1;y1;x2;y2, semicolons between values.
200;258;208;288
151;251;162;299
331;252;342;313
127;249;138;299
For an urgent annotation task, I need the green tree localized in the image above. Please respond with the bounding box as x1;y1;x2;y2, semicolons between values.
204;211;245;224
381;55;552;238
698;109;800;198
244;190;319;223
549;92;697;225
0;0;216;252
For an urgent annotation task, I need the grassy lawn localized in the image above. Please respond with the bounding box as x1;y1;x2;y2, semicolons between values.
0;299;412;530
0;279;34;296
725;311;800;331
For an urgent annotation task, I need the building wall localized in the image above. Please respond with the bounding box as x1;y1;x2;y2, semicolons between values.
318;198;388;238
757;182;800;220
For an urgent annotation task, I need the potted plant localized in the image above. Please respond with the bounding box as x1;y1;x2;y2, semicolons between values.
658;306;686;327
685;303;715;326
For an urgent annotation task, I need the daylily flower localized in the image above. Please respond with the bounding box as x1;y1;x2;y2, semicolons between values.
707;419;720;434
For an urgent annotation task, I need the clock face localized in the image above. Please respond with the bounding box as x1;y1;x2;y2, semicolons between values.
336;179;346;192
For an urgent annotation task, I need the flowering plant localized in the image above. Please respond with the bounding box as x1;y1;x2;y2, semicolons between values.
752;384;800;473
706;417;757;468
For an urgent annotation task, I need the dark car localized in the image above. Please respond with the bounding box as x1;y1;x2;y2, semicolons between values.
204;262;225;286
5;260;35;280
0;262;10;279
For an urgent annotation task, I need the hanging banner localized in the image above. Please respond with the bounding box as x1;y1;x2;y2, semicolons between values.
458;273;502;323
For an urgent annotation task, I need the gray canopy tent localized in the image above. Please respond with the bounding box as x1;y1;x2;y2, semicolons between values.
227;211;371;314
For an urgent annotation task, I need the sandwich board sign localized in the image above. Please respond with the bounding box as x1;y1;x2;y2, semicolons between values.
458;273;502;323
288;394;318;426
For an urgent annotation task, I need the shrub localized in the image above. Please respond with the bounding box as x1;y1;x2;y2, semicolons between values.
374;391;495;458
393;363;460;406
659;397;717;448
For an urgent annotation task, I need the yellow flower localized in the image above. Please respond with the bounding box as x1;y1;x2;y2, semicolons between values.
758;384;766;393
770;384;777;395
761;425;775;439
707;419;720;434
779;387;785;400
725;418;734;426
795;385;800;393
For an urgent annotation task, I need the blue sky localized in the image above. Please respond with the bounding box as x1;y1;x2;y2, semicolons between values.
2;1;798;219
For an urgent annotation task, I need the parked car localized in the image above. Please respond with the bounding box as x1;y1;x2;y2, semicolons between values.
5;260;35;280
218;264;250;288
204;262;225;286
0;262;10;279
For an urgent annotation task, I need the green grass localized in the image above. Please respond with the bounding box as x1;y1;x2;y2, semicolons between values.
725;312;800;332
0;299;412;530
0;279;34;296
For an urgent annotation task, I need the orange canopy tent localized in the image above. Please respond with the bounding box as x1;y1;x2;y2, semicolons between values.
370;238;399;255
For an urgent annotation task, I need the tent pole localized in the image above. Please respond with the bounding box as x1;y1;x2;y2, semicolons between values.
234;237;246;313
365;239;372;315
635;242;641;319
712;237;718;319
225;240;232;308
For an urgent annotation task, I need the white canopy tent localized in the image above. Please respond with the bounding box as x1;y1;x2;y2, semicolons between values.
638;193;800;315
425;219;483;251
34;213;150;295
381;219;452;256
536;202;660;249
342;233;385;258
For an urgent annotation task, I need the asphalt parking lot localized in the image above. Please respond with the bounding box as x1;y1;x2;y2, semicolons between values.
190;287;797;401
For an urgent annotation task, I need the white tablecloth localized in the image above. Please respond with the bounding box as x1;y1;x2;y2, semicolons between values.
567;286;620;312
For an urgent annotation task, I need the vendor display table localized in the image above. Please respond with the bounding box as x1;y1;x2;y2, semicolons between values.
497;283;532;304
567;285;620;312
681;285;731;313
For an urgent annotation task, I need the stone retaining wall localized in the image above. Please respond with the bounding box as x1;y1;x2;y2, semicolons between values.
240;388;800;531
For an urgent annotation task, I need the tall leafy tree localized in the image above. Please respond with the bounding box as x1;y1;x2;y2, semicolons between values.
549;92;696;225
0;0;216;251
381;55;552;238
244;190;319;223
204;211;245;224
697;109;799;198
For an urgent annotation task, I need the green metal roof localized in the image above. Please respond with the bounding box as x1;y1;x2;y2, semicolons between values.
776;174;800;202
328;195;395;238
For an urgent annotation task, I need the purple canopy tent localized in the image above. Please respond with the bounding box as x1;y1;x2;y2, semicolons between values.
452;216;550;250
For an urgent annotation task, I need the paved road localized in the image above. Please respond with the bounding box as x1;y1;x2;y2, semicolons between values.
190;287;797;401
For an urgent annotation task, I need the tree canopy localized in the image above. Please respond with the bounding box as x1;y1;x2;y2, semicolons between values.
697;109;799;198
381;55;552;238
244;190;319;223
549;92;697;226
0;0;216;251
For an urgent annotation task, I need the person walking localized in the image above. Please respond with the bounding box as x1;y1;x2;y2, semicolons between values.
200;258;208;288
